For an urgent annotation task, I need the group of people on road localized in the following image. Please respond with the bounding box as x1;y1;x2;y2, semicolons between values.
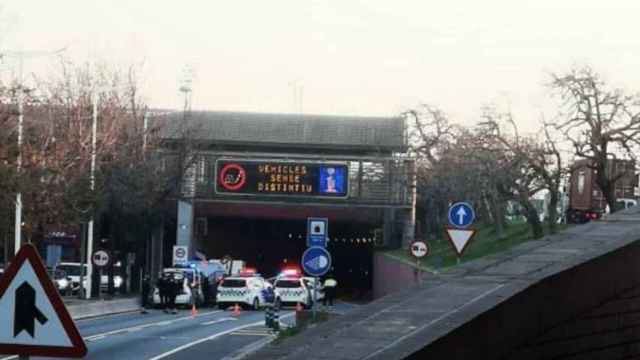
141;272;185;314
141;271;339;313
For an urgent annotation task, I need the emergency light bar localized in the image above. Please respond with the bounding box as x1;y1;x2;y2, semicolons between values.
239;267;258;276
281;266;302;277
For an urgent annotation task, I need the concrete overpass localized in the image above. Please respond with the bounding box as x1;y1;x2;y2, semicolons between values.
248;206;640;359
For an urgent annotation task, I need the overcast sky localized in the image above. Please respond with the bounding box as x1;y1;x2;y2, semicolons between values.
2;0;640;131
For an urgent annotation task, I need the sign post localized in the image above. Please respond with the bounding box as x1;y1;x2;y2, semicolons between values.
410;241;429;283
91;250;110;300
302;246;332;321
0;244;87;358
446;202;477;263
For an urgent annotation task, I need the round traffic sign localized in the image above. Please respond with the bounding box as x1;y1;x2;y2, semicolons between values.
92;250;110;268
175;247;186;259
448;202;475;228
410;241;429;258
302;246;332;277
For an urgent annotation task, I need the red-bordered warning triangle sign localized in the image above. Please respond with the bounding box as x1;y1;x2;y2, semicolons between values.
0;244;87;358
445;227;477;256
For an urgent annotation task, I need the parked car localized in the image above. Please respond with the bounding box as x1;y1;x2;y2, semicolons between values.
180;261;226;305
216;268;272;310
47;268;72;296
57;262;124;294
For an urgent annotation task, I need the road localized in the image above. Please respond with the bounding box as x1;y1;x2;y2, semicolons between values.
0;306;294;360
0;302;357;360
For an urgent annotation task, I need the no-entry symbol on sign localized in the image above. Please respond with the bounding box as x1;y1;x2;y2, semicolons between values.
92;250;110;268
410;241;429;258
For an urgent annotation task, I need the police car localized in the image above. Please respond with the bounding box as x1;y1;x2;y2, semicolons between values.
273;268;324;309
216;268;273;310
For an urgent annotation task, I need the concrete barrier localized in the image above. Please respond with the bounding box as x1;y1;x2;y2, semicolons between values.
67;297;141;320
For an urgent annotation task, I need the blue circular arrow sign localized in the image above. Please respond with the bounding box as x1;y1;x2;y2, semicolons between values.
448;202;475;228
302;246;332;277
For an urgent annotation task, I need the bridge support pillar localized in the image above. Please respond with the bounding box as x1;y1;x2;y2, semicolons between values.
176;200;194;257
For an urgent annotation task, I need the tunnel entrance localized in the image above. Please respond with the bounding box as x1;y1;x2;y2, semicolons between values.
199;216;375;300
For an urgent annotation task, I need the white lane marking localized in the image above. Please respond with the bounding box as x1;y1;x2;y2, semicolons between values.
87;334;107;342
83;310;222;341
221;313;295;360
362;284;506;360
201;317;237;325
0;356;17;360
127;326;145;333
230;331;273;336
147;321;265;360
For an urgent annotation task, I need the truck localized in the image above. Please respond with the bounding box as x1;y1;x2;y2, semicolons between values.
566;159;638;223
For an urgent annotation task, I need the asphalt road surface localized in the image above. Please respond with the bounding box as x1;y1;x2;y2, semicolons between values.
0;306;295;360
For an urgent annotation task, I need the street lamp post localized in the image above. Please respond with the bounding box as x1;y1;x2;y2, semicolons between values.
84;91;98;299
14;85;23;254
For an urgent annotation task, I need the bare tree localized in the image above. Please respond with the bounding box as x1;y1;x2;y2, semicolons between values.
551;66;640;212
478;107;546;239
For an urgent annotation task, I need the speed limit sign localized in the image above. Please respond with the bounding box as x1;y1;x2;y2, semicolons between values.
92;250;111;268
410;241;429;258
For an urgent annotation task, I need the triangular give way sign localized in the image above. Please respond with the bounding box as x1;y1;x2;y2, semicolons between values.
445;228;477;256
0;244;87;358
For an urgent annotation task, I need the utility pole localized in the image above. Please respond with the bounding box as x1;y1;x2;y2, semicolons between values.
0;48;66;255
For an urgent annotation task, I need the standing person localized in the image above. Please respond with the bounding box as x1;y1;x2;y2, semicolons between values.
201;275;210;306
141;275;151;314
323;274;337;307
157;274;168;313
168;273;181;314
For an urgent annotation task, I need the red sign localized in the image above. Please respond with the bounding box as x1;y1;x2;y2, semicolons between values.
219;163;247;191
0;244;87;358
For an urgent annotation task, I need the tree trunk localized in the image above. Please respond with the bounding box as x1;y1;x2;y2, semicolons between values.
596;158;618;213
521;196;543;239
487;190;506;239
604;185;617;214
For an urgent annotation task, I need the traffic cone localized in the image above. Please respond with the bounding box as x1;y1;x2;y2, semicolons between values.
296;302;303;312
232;303;241;316
191;303;198;318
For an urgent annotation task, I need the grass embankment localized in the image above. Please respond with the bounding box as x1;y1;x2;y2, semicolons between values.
381;221;566;273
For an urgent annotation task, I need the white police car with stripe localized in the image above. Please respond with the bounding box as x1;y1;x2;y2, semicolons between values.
216;269;271;310
273;268;324;309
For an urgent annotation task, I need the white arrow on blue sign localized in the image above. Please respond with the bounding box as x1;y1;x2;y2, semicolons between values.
448;202;475;228
302;246;332;277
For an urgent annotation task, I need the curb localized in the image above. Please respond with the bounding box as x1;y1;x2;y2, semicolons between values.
67;298;141;320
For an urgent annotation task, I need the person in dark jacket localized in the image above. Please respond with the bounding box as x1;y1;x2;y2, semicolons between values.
157;274;169;313
201;275;210;306
168;273;182;314
141;275;151;314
